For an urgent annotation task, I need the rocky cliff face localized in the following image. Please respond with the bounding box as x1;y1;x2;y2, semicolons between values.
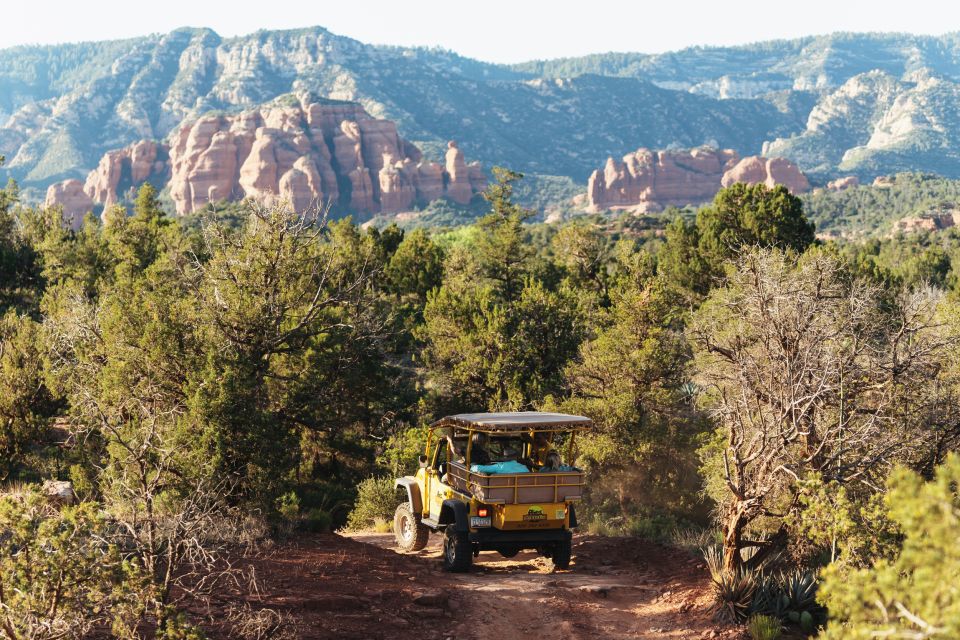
763;70;960;180
83;140;168;207
44;179;94;229
827;176;860;191
720;156;810;193
586;147;809;212
46;101;485;217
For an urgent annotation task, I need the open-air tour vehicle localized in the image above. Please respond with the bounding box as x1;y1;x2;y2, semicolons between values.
393;411;591;572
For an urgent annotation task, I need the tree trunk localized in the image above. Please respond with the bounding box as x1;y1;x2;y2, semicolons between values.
618;482;629;519
744;525;788;571
722;502;747;574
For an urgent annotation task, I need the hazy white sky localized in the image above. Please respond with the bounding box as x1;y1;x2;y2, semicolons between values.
4;0;960;62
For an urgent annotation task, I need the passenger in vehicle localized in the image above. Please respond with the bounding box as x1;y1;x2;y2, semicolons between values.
521;431;554;468
532;432;554;466
539;451;577;472
470;447;529;474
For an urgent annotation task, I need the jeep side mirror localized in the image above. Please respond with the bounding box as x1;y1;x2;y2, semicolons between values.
418;454;429;468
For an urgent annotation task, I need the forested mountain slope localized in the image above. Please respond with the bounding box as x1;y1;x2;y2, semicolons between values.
5;29;960;204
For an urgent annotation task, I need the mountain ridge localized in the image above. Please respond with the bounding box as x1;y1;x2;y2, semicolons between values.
5;27;960;208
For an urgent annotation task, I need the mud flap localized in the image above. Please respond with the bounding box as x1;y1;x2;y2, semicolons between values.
439;499;469;535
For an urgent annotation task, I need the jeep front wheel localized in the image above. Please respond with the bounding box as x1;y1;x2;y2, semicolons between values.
442;526;472;572
394;503;429;552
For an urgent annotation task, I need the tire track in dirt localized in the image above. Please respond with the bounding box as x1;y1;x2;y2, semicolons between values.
349;532;744;640
190;532;743;639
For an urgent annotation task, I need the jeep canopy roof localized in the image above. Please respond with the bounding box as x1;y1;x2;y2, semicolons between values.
431;411;593;434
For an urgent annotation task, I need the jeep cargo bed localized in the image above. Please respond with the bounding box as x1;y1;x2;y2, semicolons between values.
447;462;583;504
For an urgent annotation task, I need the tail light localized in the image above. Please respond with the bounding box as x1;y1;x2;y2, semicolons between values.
477;507;489;517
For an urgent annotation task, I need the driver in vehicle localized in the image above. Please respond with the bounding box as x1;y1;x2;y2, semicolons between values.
446;431;491;465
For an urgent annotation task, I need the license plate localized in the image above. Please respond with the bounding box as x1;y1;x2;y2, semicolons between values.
470;516;491;528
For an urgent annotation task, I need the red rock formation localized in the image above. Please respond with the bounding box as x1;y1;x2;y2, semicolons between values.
587;147;810;212
130;140;160;183
416;162;445;202
893;212;959;234
873;176;895;188
720;156;810;193
444;141;473;204
827;176;860;191
150;101;483;216
48;102;484;217
83;150;125;207
83;140;166;207
467;163;487;194
44;179;94;230
587;147;740;213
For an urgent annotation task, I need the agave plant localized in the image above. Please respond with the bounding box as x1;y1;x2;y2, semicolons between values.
746;569;826;633
703;545;759;623
750;573;787;620
781;569;819;611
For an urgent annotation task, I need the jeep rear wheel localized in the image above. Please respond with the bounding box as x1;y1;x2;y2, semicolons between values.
394;503;429;552
442;526;472;572
551;538;572;569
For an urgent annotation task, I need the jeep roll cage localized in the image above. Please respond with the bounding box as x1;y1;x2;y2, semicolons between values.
425;411;592;467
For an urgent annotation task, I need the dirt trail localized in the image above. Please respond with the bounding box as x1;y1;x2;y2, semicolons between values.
196;531;744;639
351;532;743;639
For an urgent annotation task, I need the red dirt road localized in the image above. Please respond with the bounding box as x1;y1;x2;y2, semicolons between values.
197;531;745;639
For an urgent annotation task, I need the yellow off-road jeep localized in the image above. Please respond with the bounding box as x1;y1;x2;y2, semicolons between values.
393;412;590;572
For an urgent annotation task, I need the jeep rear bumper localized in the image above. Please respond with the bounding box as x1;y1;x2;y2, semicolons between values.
468;528;571;550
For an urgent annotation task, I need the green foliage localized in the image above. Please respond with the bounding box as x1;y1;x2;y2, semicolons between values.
275;491;301;522
802;172;960;237
689;247;956;574
474;167;535;299
0;175;41;314
790;474;855;563
186;210;401;507
696;182;814;262
550;221;614;301
790;474;902;569
345;476;401;531
4;148;960;637
386;228;445;301
419;170;585;410
377;423;429;476
751;574;789;621
301;508;333;533
156;610;208;640
560;273;707;519
0;489;145;639
660;183;815;298
747;614;782;640
420;279;584;410
819;454;960;639
0;312;58;480
367;196;489;229
658;216;712;297
744;569;826;633
780;570;825;630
